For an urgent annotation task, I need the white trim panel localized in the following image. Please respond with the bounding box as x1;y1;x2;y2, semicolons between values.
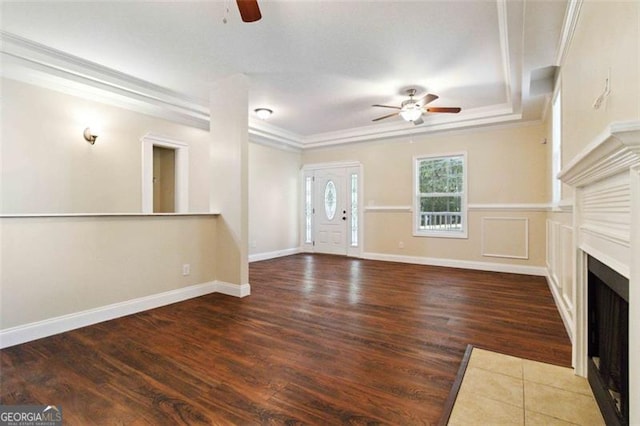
545;272;575;343
481;217;529;259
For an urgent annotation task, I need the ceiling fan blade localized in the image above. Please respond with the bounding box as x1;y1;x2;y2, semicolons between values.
426;107;462;113
419;93;439;106
237;0;262;22
372;112;400;122
412;117;424;125
372;104;401;110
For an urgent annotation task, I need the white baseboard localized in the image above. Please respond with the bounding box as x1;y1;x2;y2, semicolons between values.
545;272;575;343
249;247;301;262
0;280;248;349
362;252;547;276
216;281;251;298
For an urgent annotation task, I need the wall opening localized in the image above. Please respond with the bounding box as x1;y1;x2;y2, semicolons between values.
141;133;189;213
153;146;176;213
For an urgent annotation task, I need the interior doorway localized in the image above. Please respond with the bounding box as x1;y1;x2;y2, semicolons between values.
302;162;362;257
141;133;189;214
153;146;176;213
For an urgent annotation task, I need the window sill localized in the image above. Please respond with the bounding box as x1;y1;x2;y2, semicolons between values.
413;230;468;239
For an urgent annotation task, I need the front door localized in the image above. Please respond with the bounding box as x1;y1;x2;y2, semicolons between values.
314;168;348;255
302;163;361;257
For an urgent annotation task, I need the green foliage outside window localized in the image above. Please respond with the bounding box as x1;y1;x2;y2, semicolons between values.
417;155;464;231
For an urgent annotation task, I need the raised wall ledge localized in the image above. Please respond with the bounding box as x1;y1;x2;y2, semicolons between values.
558;121;640;187
0;212;220;218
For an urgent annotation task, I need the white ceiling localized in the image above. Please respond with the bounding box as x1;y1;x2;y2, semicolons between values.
1;0;569;146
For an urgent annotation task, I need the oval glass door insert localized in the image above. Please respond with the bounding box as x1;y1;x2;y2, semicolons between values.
324;180;337;220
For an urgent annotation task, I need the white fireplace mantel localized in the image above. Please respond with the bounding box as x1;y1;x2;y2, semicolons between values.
558;121;640;187
558;120;640;424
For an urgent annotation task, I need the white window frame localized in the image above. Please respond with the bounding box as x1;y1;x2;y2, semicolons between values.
141;133;189;213
413;152;468;239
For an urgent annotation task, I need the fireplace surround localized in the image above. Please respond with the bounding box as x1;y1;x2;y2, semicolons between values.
558;121;640;424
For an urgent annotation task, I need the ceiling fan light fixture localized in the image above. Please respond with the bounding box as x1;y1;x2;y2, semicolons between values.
399;108;422;122
254;108;273;120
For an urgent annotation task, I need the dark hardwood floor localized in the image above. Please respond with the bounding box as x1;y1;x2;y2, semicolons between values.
1;254;571;425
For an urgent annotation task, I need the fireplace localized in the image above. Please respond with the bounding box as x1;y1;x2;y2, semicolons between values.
587;255;629;426
556;121;639;423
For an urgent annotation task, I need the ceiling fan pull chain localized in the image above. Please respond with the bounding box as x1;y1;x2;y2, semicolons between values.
223;0;230;24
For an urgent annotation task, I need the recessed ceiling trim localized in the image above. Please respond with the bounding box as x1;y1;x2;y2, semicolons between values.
1;7;547;153
301;112;523;150
496;0;514;107
554;0;583;67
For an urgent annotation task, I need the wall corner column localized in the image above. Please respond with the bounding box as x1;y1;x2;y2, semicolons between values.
209;74;250;291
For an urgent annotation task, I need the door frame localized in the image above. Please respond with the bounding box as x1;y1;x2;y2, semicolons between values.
141;133;189;213
300;161;363;257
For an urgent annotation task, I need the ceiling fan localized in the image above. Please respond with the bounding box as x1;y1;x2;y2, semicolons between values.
236;0;262;23
372;89;461;125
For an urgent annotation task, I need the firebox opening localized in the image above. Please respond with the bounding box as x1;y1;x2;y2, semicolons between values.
587;255;629;426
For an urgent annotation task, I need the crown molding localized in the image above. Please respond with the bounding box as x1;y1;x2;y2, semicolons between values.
301;109;522;149
496;0;514;107
1;31;211;130
555;0;583;68
1;17;529;152
248;118;304;152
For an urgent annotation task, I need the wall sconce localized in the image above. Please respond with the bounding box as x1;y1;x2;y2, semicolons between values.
254;108;273;120
83;127;98;145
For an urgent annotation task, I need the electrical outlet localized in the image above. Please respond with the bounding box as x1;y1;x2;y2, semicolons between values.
182;264;190;276
399;241;404;249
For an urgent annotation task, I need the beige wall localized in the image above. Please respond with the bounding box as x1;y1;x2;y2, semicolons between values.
303;123;549;267
248;142;301;257
0;79;224;333
561;1;640;169
1;78;211;214
0;216;217;329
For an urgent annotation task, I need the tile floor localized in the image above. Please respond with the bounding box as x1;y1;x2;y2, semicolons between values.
448;348;605;425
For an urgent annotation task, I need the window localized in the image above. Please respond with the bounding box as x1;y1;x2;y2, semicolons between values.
551;90;562;204
414;153;467;238
304;176;313;244
350;173;358;247
324;180;337;220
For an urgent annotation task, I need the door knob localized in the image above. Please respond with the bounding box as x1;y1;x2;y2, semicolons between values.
342;216;347;220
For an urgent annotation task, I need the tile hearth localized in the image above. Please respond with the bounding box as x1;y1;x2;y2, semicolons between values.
447;347;604;425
